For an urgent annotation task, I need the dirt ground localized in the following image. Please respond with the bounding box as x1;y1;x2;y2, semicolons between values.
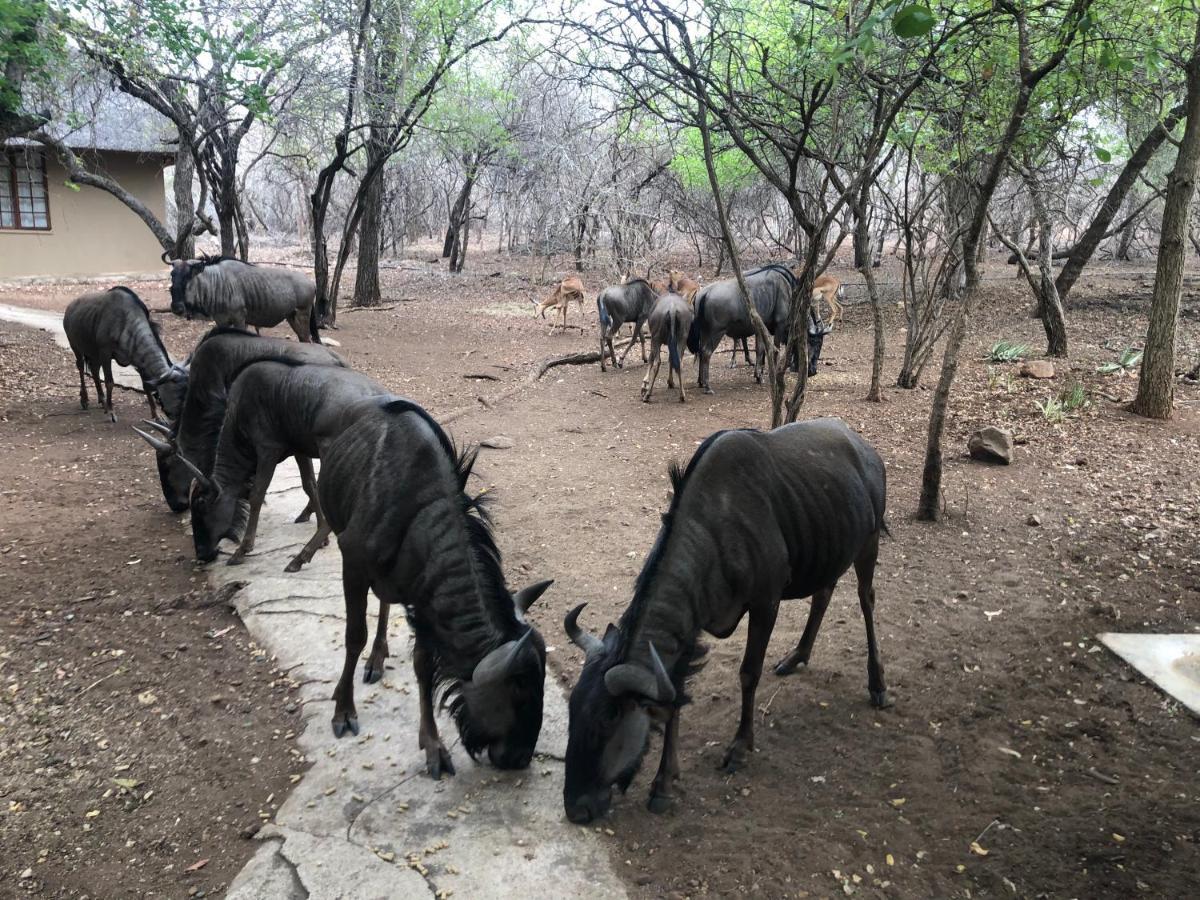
1;246;1198;899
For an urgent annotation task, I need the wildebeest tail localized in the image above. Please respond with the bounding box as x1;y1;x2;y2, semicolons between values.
597;293;610;329
667;309;681;370
686;294;704;354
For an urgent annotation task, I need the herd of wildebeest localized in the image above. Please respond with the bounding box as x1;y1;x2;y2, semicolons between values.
59;255;888;825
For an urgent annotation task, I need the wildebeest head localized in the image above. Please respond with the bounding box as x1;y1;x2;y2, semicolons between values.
168;259;199;318
454;579;554;769
150;362;190;420
131;420;191;513
562;604;675;824
187;475;246;563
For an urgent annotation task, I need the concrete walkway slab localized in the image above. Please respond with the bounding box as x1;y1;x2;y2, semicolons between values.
1099;632;1200;718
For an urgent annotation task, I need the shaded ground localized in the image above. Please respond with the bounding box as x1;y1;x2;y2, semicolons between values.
2;246;1198;898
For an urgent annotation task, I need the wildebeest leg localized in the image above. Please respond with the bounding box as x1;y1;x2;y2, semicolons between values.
741;337;752;366
228;458;275;566
363;599;390;684
254;326;262;336
88;360;104;408
605;329;619;370
774;586;835;676
599;323;608;371
618;321;644;366
640;339;661;402
855;533;892;708
648;709;680;814
287;309;309;343
102;361;116;422
142;380;158;420
699;340;715;394
331;563;368;737
721;602;778;773
292;456;318;523
414;638;455;778
285;458;330;572
75;355;89;409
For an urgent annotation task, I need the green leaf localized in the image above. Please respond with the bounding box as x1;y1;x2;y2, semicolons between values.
1095;147;1112;163
892;5;935;38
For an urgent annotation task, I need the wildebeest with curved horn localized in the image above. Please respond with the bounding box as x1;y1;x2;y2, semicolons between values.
597;278;658;371
317;395;553;777
561;418;889;824
183;360;389;572
63;286;188;422
167;255;321;343
640;292;693;404
133;326;344;513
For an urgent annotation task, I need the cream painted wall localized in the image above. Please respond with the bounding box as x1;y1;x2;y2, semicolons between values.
0;150;168;279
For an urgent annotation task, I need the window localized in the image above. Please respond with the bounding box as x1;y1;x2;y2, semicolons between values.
1;150;50;230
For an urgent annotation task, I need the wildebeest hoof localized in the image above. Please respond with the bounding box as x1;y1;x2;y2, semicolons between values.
226;554;246;567
702;387;714;395
109;412;118;423
870;689;894;709
720;743;749;773
362;658;386;684
425;744;456;779
283;556;305;573
773;653;808;677
331;711;359;738
647;792;674;814
293;510;312;524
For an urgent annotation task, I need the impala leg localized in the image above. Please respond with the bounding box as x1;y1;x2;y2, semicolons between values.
774;585;835;676
75;355;89;409
648;709;680;814
722;601;778;773
363;599;390;684
102;361;116;421
415;637;455;778
332;563;368;737
855;532;891;708
227;458;275;566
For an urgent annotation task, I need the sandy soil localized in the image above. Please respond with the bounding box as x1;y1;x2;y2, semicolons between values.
1;245;1198;899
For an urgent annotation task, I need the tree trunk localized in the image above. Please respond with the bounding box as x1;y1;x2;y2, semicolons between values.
1114;203;1139;260
353;131;388;307
1054;104;1184;300
855;183;885;402
172;140;196;259
1132;18;1200;420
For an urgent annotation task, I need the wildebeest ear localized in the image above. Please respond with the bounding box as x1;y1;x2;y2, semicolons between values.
513;579;553;614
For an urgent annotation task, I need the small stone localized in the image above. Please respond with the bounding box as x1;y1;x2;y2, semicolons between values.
1026;514;1042;527
479;436;514;450
1019;360;1055;379
20;869;33;880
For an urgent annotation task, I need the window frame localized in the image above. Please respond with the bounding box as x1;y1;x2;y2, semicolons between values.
1;148;51;232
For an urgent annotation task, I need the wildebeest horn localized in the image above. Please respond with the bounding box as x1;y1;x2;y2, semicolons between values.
161;250;171;264
514;579;553;615
471;629;535;687
604;642;675;704
564;603;604;660
132;426;173;454
176;453;214;490
140;418;173;436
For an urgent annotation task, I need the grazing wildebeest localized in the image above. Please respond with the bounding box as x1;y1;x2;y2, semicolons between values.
183;361;389;571
597;278;657;371
63;287;187;422
561;418;889;824
168;255;320;343
133;327;344;514
532;275;585;333
317;396;553;777
640;292;693;404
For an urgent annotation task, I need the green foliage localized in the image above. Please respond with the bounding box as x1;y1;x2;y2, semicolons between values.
1035;382;1090;423
0;0;61;119
1097;347;1143;375
671;128;756;191
892;5;936;39
989;340;1032;363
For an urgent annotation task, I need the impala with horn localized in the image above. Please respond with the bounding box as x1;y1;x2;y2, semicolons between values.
64;287;188;422
562;418;889;824
133;326;345;514
317;395;553;776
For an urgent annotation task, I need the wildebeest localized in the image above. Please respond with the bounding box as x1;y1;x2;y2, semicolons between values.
533;275;585;333
597;278;658;371
183;361;389;571
133;327;344;513
640;292;693;404
561;418;888;824
316;396;553;777
63;287;187;422
168;255;320;343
